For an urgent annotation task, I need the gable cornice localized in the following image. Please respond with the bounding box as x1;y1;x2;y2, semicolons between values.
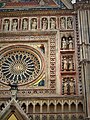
61;0;73;9
0;98;29;120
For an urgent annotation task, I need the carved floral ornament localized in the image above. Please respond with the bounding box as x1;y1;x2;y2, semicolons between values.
0;45;45;86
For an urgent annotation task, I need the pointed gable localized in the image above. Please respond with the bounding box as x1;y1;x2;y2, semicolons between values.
0;0;73;10
0;99;29;120
8;114;18;120
3;0;58;8
61;0;73;9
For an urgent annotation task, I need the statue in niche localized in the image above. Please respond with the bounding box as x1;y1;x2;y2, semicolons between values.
31;18;37;30
22;19;28;30
12;19;18;31
42;18;48;30
3;20;9;31
61;36;67;49
63;78;68;95
67;17;73;29
69;78;75;94
60;17;66;29
63;56;68;71
50;18;56;29
68;35;73;49
68;57;74;71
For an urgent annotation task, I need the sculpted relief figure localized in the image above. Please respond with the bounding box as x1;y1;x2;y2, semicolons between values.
31;18;37;30
12;19;18;31
63;77;75;95
63;56;68;71
62;56;74;71
22;19;28;30
50;18;56;29
67;17;73;29
69;78;75;94
61;36;67;49
60;17;66;29
42;18;48;30
68;57;73;71
68;35;73;49
3;19;9;31
61;34;74;49
63;78;68;95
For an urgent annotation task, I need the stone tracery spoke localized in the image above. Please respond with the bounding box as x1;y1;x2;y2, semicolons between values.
1;48;43;85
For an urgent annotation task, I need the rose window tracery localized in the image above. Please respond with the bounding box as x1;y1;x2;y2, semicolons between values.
1;46;44;85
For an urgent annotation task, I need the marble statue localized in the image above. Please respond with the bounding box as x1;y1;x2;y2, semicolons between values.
68;57;73;71
63;78;68;95
69;78;75;94
42;18;48;30
22;19;28;30
12;19;18;31
63;57;68;71
3;20;9;31
67;17;73;29
50;18;56;29
68;36;73;49
60;17;66;29
31;19;37;30
62;36;67;49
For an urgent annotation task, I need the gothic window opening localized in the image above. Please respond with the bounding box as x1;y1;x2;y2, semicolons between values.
35;103;40;113
21;103;26;113
78;102;83;112
42;103;47;113
28;103;33;113
56;103;62;112
49;103;55;113
63;103;69;112
71;102;76;112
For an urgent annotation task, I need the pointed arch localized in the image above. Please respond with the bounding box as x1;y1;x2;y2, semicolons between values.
28;103;33;113
49;103;55;113
42;103;47;113
35;103;40;113
63;102;69;112
56;103;62;112
71;102;76;112
78;102;83;112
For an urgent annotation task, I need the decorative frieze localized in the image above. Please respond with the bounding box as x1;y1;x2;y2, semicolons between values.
0;16;74;32
60;16;74;30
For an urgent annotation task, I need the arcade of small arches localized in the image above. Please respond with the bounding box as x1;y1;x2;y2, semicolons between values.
1;16;74;32
0;100;84;120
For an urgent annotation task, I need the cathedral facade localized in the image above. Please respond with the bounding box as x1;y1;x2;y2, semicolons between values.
0;0;90;120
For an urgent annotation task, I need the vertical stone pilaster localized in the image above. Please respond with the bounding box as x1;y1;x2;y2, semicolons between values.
76;2;90;119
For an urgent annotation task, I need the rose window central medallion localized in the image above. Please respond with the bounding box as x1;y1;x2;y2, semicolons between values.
10;61;27;75
1;46;44;85
13;63;25;73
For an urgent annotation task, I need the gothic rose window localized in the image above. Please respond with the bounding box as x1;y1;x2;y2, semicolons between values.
1;46;44;85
